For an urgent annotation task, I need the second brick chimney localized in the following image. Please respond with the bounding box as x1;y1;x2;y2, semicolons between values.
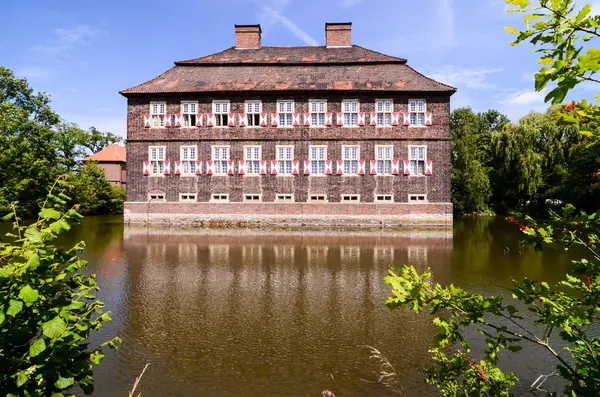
325;22;352;47
235;24;262;49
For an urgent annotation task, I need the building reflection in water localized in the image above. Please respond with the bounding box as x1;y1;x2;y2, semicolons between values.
104;228;452;397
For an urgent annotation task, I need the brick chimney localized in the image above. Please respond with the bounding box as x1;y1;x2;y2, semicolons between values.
235;24;262;49
325;22;352;47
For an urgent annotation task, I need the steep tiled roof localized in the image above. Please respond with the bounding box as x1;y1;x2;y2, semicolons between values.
121;45;455;95
175;45;407;65
84;144;126;162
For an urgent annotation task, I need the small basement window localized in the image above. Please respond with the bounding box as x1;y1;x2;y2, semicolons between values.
149;194;165;201
409;194;427;202
179;193;197;202
211;194;229;202
244;194;261;202
275;194;294;202
309;194;327;202
375;194;393;202
341;194;360;202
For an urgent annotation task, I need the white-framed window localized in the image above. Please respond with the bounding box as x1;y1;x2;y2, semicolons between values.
244;145;261;175
150;102;166;127
376;99;393;126
278;100;294;127
309;99;327;126
342;99;359;126
409;99;426;126
180;146;197;175
309;145;327;175
408;145;427;176
244;194;261;202
276;145;294;175
309;194;327;202
342;145;360;175
375;194;393;203
245;100;262;127
409;194;428;202
211;194;229;202
179;193;197;202
149;146;166;175
375;145;393;175
212;146;230;175
275;194;294;202
149;193;165;201
181;101;197;127
341;194;360;202
213;100;230;127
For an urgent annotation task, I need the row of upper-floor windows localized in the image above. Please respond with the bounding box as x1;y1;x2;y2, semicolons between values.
145;144;430;176
146;99;430;128
149;192;429;203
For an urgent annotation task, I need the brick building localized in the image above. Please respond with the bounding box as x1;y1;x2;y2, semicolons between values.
83;144;127;187
120;23;456;227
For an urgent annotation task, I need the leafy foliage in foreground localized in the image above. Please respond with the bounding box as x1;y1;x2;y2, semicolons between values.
0;179;121;396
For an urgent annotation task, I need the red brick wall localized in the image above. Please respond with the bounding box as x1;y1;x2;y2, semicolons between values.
126;93;451;206
235;26;261;49
326;23;351;47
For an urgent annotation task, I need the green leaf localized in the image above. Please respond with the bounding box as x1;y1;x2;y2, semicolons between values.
507;345;523;352
0;310;4;325
39;207;61;221
51;394;65;397
16;371;29;387
54;376;74;390
49;219;71;234
29;339;46;357
19;285;39;305
506;0;529;9
42;316;67;339
7;299;23;317
24;226;43;243
575;4;591;23
504;26;520;35
1;212;15;221
26;252;40;270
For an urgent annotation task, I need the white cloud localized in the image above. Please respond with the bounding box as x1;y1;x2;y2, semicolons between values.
31;24;98;63
428;66;502;90
499;89;547;106
261;6;319;46
14;67;52;82
339;0;364;7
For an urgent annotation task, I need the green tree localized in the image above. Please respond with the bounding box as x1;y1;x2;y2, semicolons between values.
0;179;120;396
451;108;492;214
70;162;125;215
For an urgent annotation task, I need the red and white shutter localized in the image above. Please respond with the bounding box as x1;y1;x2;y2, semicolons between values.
325;160;333;175
195;160;202;175
303;112;311;126
271;113;279;127
358;159;366;175
292;160;299;175
143;160;150;175
239;114;247;127
174;114;182;127
196;114;203;127
227;160;234;175
403;160;411;175
304;160;311;175
174;160;181;175
325;113;333;126
425;160;433;175
336;112;344;126
391;160;399;175
260;113;268;127
292;113;300;126
238;160;246;175
336;160;344;175
206;113;215;127
403;112;410;126
358;112;366;126
206;160;214;175
259;160;267;175
391;112;399;126
164;160;170;175
370;112;377;126
271;160;279;175
228;113;235;127
144;114;151;128
425;112;433;126
370;160;378;175
164;114;172;127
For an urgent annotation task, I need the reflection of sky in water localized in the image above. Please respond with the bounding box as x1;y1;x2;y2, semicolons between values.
40;216;579;397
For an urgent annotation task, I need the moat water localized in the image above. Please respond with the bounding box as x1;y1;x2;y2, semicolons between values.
2;217;581;396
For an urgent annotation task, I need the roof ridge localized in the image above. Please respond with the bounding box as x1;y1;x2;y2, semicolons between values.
405;65;457;91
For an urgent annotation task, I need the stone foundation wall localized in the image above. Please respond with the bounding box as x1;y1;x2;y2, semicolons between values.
124;202;453;229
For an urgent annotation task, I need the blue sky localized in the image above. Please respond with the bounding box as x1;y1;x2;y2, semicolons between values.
2;0;598;137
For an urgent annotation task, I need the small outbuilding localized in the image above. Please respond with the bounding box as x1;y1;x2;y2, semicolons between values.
83;144;127;187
